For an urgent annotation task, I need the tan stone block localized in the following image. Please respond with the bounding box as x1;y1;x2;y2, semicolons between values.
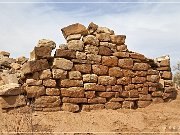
113;52;129;58
42;107;61;112
98;46;112;56
55;49;76;59
102;56;118;67
0;51;10;57
109;67;123;77
112;85;123;92
164;87;176;93
98;76;116;85
110;98;124;102
122;69;135;77
0;83;22;96
157;67;171;71
129;90;139;98
147;75;160;83
163;92;176;99
26;79;42;86
87;54;101;63
117;77;131;85
129;53;145;60
97;92;116;98
60;79;83;87
34;96;60;108
52;69;67;79
97;33;111;41
69;71;82;80
85;45;99;54
133;63;149;71
61;87;84;98
61;23;88;38
125;84;135;91
67;40;84;51
76;51;86;60
0;95;26;109
87;22;98;34
25;85;45;98
46;88;60;96
132;77;146;84
92;64;108;75
53;58;73;70
149;87;158;92
66;34;81;42
88;97;106;103
118;59;133;69
137;101;152;108
120;91;129;98
147;69;159;75
83;74;98;83
105;102;122;110
10;63;21;70
160;59;170;67
22;59;49;74
85;91;96;98
83;35;99;46
62;103;79;112
74;64;91;73
97;26;112;34
43;79;56;87
110;35;126;44
134;71;147;77
39;69;52;79
164;80;173;87
37;39;56;49
139;94;152;101
62;97;87;103
152;97;164;103
84;83;106;91
82;104;104;111
117;45;127;52
151;91;163;97
162;71;172;79
122;101;135;109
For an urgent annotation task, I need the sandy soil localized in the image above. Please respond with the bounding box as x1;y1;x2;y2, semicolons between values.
0;90;180;135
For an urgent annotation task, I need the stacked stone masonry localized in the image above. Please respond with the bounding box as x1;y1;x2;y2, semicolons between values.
0;22;177;112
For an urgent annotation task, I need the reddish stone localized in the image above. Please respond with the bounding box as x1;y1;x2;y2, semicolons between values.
117;77;131;85
102;56;118;67
132;76;146;84
110;35;126;45
98;46;112;56
60;79;83;87
61;87;84;98
92;64;108;75
88;97;106;104
109;67;123;77
118;59;133;69
74;64;91;73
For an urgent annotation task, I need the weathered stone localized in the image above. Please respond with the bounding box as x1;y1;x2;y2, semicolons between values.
60;79;83;87
66;34;81;42
85;45;99;54
0;95;26;109
122;101;135;109
110;98;124;102
147;75;160;83
110;35;126;45
102;56;118;66
164;80;174;87
138;87;149;95
43;79;56;87
137;101;152;108
124;84;135;91
84;83;106;91
97;92;116;98
34;96;60;108
160;59;170;67
76;51;86;59
62;103;79;112
83;35;99;46
162;71;172;79
98;76;116;85
112;85;123;92
87;22;98;34
96;27;112;34
25;85;45;98
69;71;82;80
22;59;49;74
132;77;146;84
61;87;84;98
92;64;108;75
134;71;147;77
157;67;171;71
149;87;158;92
87;54;101;63
129;90;139;98
88;97;106;104
105;102;122;110
152;91;163;97
67;40;84;51
46;88;60;96
62;97;87;103
52;69;67;79
85;91;96;98
53;58;73;70
133;63;149;71
55;49;76;59
61;23;88;38
139;94;152;101
118;59;133;69
83;74;98;83
39;69;52;79
129;53;146;60
82;104;104;111
152;98;164;103
37;39;56;49
26;79;42;86
10;63;21;70
59;44;68;50
0;83;22;96
74;64;91;73
122;69;134;77
0;73;18;84
113;52;129;58
109;67;123;77
30;46;52;60
97;33;111;41
98;46;112;56
163;92;176;99
0;51;10;57
120;91;129;98
164;87;176;93
117;77;131;85
147;69;159;75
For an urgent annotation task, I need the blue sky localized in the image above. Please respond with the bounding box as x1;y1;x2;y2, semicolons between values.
0;0;180;68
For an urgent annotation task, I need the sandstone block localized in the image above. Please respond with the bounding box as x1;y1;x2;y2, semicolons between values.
152;91;163;97
147;75;160;83
87;22;98;34
152;98;164;103
105;102;122;110
46;88;60;96
74;64;91;73
139;94;152;101
164;87;176;93
122;69;135;77
85;45;99;54
69;71;82;80
124;84;135;91
76;51;86;59
160;59;170;67
88;97;106;104
53;58;73;70
109;67;123;77
117;77;131;85
138;87;149;95
129;90;139;98
37;39;56;49
0;83;22;96
0;51;10;57
83;35;99;46
85;91;96;98
112;85;123;92
22;59;49;74
87;54;101;63
60;79;83;87
162;71;172;79
97;27;112;34
82;104;104;112
62;103;79;112
147;69;159;75
55;49;76;59
83;74;98;83
157;67;171;71
26;79;42;86
61;23;88;38
84;83;106;91
137;101;152;108
134;71;147;77
113;52;129;58
43;79;56;87
118;59;133;69
97;92;116;98
25;85;45;98
98;76;116;85
117;45;128;52
67;40;84;51
39;69;52;79
97;33;111;42
98;46;112;56
102;56;118;67
110;35;126;45
10;63;21;70
110;98;124;102
133;63;149;71
62;97;87;103
129;53;145;60
52;69;67;79
66;34;81;42
0;95;26;109
61;87;84;98
92;64;108;75
132;77;146;84
122;101;135;109
120;91;129;98
149;87;158;92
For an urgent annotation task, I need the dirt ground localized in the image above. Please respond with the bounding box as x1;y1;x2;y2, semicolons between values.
0;90;180;135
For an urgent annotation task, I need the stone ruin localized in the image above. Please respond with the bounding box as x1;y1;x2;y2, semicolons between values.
0;22;177;112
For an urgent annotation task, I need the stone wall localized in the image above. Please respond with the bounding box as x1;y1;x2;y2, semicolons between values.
0;22;177;112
